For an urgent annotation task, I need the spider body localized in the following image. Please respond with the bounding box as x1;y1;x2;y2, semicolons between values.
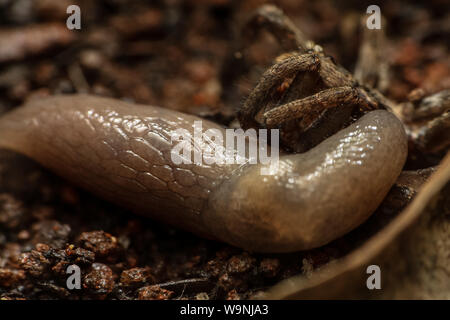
237;5;390;152
238;46;386;152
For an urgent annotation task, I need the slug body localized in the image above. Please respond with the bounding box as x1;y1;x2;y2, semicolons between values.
0;95;407;252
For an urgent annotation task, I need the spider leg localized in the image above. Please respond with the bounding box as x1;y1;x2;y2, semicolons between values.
238;52;320;129
317;56;356;88
264;86;372;128
242;4;309;52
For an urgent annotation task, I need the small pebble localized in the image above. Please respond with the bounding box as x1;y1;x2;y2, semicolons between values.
119;267;155;287
83;263;115;295
138;285;174;300
78;231;121;262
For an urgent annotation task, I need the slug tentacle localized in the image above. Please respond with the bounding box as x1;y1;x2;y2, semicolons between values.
0;94;407;252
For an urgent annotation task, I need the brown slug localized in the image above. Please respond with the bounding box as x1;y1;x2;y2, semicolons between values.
0;94;407;252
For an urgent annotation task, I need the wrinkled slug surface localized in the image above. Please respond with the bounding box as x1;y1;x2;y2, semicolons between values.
0;95;407;252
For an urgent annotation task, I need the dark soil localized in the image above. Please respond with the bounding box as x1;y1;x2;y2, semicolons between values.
0;0;448;299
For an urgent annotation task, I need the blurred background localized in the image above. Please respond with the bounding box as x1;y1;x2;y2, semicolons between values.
0;0;448;116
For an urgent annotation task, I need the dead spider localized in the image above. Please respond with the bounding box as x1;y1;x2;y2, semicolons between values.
237;5;393;152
